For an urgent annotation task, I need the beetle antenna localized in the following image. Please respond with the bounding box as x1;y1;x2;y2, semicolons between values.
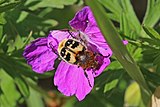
67;30;75;38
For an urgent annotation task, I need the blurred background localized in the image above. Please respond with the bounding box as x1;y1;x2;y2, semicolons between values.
0;0;160;107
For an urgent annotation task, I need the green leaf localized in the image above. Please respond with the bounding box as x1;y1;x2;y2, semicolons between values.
63;97;76;107
0;69;21;107
0;0;21;13
120;11;129;36
132;48;142;61
120;11;140;39
106;13;119;22
156;63;160;74
42;19;58;27
0;55;30;98
143;0;160;27
95;69;124;88
25;0;77;10
145;69;160;85
16;11;29;23
14;76;30;97
7;35;24;52
153;53;160;65
106;60;122;70
75;94;107;107
0;0;5;4
142;49;160;64
140;37;160;46
142;49;160;55
4;5;59;38
100;0;141;39
0;25;3;41
99;0;122;21
124;82;143;107
0;13;6;40
104;79;118;93
0;94;9;107
120;0;141;38
0;13;6;24
143;26;160;40
141;66;160;89
85;0;151;104
26;83;45;107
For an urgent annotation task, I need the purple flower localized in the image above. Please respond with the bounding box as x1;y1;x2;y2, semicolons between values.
23;6;112;101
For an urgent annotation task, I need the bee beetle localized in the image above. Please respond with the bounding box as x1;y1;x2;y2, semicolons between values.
58;37;99;70
56;30;110;87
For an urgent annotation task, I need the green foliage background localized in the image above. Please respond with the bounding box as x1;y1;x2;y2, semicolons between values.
0;0;160;107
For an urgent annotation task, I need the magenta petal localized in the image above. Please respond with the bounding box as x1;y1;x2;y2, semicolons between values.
75;69;94;101
54;61;94;101
93;58;111;77
69;6;96;31
82;33;112;56
85;26;109;48
23;37;58;73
